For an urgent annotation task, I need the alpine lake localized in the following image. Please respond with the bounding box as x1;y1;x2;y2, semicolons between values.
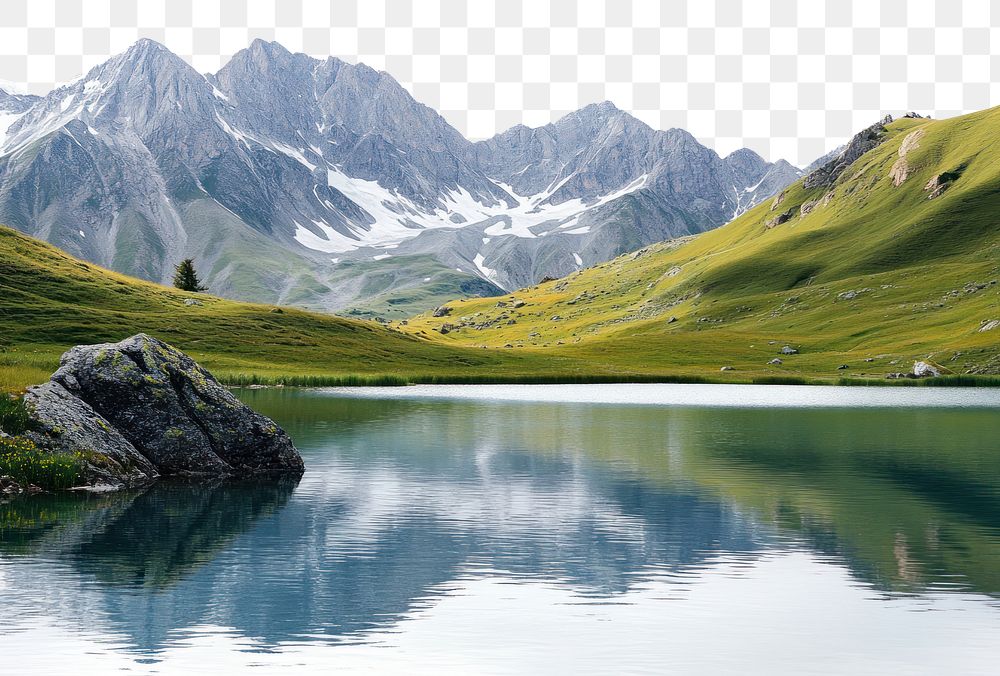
1;384;998;674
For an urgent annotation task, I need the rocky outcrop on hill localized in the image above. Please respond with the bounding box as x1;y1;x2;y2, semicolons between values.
24;334;304;489
765;210;793;228
804;117;891;189
924;171;960;199
889;129;925;186
885;360;948;380
799;200;820;216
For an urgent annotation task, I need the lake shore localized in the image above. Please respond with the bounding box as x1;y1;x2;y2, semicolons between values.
6;367;1000;396
217;372;1000;388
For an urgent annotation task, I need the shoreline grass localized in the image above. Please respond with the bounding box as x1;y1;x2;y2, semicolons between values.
0;436;82;490
7;362;1000;394
836;374;1000;388
217;372;714;388
0;394;37;433
215;371;1000;388
1;398;82;491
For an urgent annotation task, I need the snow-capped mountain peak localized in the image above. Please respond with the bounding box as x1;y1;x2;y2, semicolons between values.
0;40;801;314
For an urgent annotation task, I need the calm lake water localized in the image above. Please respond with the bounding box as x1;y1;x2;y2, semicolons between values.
2;384;999;674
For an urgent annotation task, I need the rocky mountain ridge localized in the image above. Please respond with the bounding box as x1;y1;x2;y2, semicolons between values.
0;39;802;316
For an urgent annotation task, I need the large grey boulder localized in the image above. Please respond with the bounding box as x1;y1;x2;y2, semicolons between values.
33;334;303;482
24;382;158;488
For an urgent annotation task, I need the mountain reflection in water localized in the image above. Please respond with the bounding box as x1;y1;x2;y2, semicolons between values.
1;384;998;672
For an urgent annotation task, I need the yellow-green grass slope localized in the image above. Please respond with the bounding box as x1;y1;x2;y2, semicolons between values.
405;108;1000;382
0;226;595;392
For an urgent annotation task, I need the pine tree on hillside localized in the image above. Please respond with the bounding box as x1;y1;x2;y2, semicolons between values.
173;259;208;292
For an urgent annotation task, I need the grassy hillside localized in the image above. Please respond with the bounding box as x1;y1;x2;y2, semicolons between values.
404;108;1000;381
0;226;593;392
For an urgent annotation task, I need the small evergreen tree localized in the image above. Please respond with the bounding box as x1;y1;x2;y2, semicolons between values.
173;259;208;292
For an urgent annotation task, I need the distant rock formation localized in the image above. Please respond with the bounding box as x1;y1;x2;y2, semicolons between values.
889;129;925;187
803;117;892;189
885;360;948;380
24;334;304;489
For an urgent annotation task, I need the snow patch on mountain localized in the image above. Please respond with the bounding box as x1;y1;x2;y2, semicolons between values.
484;174;648;238
292;220;348;253
473;253;497;280
0;112;22;148
320;168;461;249
271;141;317;171
294;167;650;254
213;112;266;150
2;107;80;156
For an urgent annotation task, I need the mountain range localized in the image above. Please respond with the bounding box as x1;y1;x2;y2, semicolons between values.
405;107;1000;378
0;39;801;317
